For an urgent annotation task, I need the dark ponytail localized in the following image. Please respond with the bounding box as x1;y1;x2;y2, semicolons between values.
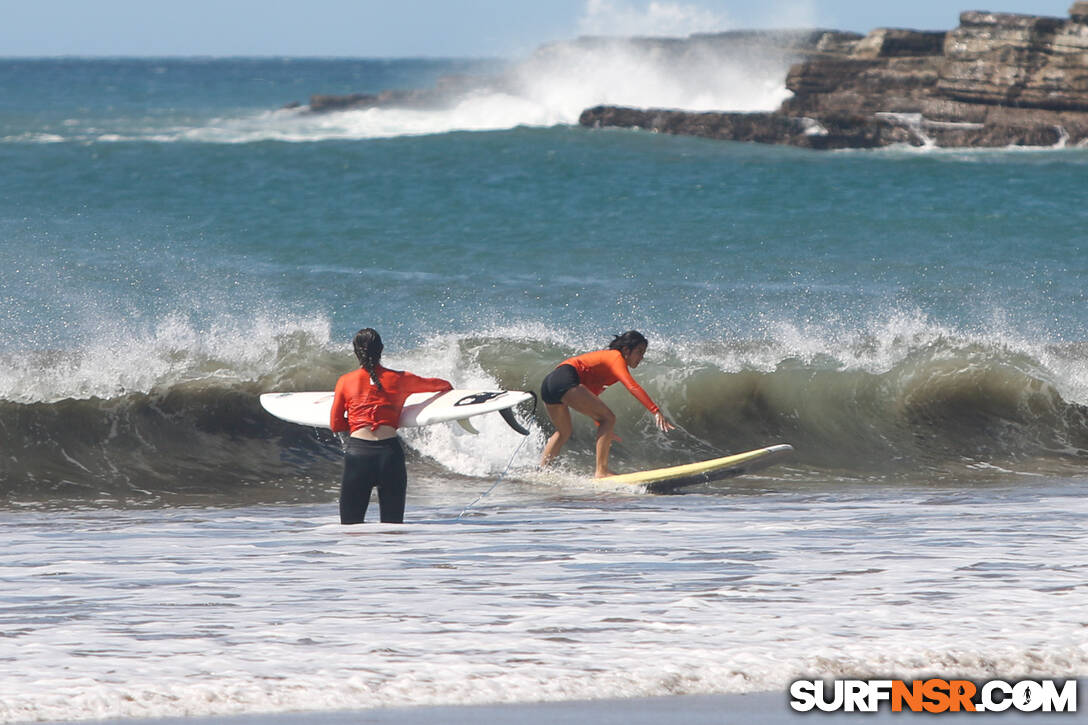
353;328;384;391
608;330;648;354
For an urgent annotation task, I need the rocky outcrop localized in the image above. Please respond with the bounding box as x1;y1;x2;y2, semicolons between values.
578;106;917;149
292;73;503;113
938;11;1087;110
581;4;1088;148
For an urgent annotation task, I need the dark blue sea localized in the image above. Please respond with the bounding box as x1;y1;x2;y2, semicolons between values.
0;54;1085;722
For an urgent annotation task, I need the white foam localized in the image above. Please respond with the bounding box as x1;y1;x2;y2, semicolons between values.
513;40;791;119
1;493;1085;722
0;132;66;144
0;313;332;403
391;333;546;477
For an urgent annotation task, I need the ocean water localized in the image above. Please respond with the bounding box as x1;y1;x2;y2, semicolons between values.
0;52;1086;722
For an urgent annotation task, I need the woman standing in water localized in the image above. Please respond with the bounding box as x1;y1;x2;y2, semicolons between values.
539;331;673;477
330;328;453;524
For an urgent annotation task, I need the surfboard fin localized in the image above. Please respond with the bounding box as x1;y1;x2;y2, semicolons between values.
456;417;480;435
499;407;531;436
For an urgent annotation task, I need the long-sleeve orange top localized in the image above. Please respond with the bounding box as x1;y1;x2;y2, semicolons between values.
330;365;452;433
561;349;659;414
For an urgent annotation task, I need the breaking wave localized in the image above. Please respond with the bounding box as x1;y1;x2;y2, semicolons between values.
213;35;796;141
2;314;1087;507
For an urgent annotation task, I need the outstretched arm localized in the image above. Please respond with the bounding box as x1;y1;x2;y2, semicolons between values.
401;372;454;394
611;361;674;432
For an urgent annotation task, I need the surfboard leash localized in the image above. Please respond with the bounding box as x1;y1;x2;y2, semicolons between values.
457;392;538;520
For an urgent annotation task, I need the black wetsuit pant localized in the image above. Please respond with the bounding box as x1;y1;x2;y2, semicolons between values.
340;437;407;524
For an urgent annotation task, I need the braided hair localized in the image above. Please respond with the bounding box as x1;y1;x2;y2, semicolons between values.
608;330;648;355
353;328;385;391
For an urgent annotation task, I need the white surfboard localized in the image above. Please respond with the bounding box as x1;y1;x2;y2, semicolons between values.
259;389;535;435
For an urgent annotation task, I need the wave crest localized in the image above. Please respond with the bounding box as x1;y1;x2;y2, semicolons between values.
2;320;1087;506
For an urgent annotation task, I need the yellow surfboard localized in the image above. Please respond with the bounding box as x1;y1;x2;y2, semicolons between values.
607;444;793;493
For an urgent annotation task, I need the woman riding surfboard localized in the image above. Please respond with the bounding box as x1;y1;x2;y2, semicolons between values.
539;331;674;477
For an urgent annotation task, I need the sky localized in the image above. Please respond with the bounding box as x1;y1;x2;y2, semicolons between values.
1;0;1078;57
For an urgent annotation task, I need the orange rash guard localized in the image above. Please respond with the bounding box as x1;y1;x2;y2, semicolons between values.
330;365;452;433
561;349;660;414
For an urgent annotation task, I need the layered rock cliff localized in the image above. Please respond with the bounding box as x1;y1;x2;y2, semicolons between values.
581;4;1088;149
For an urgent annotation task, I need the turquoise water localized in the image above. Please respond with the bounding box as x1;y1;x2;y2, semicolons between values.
0;57;1085;722
6;126;1086;346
